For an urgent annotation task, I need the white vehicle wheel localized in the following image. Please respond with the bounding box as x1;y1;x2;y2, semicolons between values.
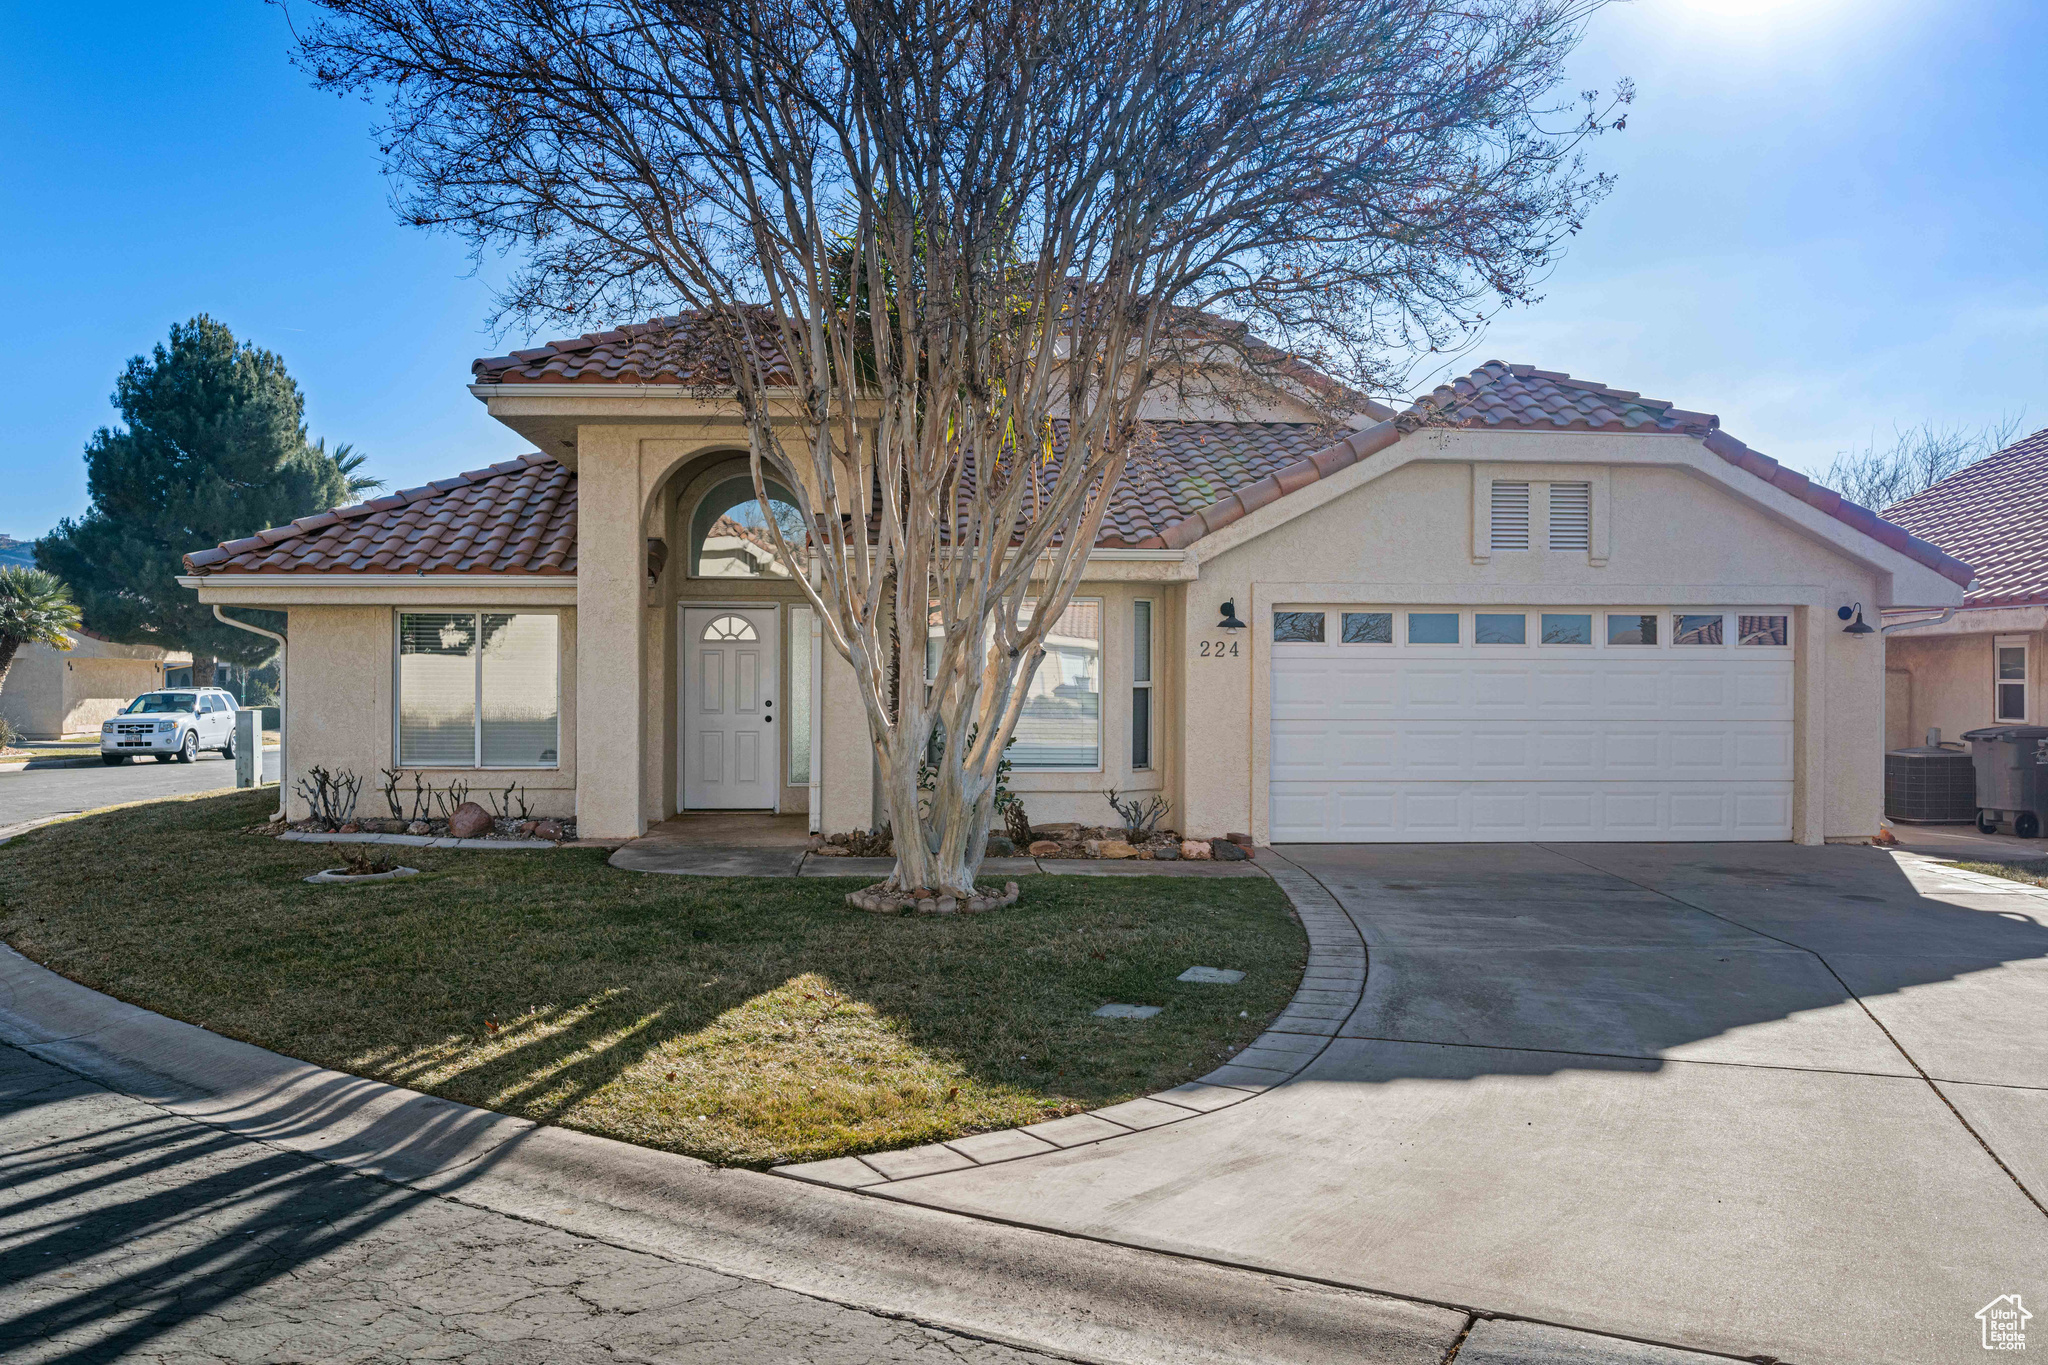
176;730;198;764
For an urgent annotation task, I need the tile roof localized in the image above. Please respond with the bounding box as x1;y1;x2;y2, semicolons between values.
1881;427;2048;607
182;362;1974;588
473;311;797;386
182;454;575;576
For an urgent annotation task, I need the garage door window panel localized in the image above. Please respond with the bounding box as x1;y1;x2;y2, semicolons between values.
1738;615;1789;647
1674;614;1726;646
1273;611;1326;643
1475;613;1526;645
1408;612;1460;645
1341;612;1392;644
1541;614;1593;645
1607;614;1658;646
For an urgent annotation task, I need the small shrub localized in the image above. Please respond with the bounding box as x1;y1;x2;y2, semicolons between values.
1106;788;1171;839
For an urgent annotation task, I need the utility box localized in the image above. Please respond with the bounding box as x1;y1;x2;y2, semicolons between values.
1962;725;2048;838
234;708;261;789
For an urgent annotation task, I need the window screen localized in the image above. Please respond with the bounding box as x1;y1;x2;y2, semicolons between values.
1011;599;1101;768
1490;482;1530;550
1549;482;1592;550
1997;642;2028;722
398;612;560;768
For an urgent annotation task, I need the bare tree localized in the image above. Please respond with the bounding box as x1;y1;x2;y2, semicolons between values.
292;0;1624;897
1825;415;2026;513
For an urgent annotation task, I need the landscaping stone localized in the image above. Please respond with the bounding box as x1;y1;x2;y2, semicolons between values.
983;834;1014;857
406;820;432;836
1180;839;1212;860
1031;822;1082;840
1028;839;1061;856
1095;840;1138;859
1153;841;1180;860
1209;837;1248;862
843;880;1021;915
1178;966;1245;984
533;818;566;841
1093;1003;1162;1019
446;802;493;838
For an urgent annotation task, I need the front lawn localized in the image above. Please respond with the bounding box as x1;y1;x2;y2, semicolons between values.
0;789;1304;1167
1950;859;2048;889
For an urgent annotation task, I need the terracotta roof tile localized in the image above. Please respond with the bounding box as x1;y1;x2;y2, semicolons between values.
182;454;575;576
473;312;797;387
1882;427;2048;606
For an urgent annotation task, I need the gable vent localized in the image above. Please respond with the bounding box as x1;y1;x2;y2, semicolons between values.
1489;481;1531;550
1549;482;1592;550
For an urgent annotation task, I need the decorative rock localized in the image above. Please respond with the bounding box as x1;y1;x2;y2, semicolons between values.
446;802;493;838
811;843;849;856
1032;822;1082;839
983;835;1014;857
406;820;432;837
1226;832;1257;858
1180;839;1212;860
517;820;539;836
533;819;566;841
338;822;362;835
935;896;958;914
1153;841;1180;861
916;898;938;914
1097;840;1138;859
1209;837;1248;862
1028;840;1061;857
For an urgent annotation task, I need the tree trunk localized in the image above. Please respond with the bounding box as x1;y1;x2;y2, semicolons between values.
191;654;216;688
875;730;995;900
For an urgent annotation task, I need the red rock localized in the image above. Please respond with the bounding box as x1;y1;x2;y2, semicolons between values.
533;819;566;840
446;802;493;838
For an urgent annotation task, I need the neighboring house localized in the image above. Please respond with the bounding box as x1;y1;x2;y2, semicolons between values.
1881;427;2048;749
0;630;191;739
177;321;1969;844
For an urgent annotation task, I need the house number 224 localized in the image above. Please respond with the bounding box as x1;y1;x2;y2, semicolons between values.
1197;639;1240;658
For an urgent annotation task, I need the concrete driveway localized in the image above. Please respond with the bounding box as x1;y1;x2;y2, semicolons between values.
870;844;2048;1364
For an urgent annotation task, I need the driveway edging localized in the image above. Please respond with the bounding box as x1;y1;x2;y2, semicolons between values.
773;850;1367;1190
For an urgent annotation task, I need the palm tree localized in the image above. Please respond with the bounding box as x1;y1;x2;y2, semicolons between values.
310;438;385;500
0;567;83;698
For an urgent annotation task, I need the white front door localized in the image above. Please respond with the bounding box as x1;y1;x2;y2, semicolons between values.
1270;606;1796;842
682;606;780;810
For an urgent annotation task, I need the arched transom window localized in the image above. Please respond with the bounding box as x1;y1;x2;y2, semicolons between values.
690;474;807;578
701;614;758;642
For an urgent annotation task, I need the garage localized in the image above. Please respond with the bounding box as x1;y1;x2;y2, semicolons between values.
1269;605;1796;842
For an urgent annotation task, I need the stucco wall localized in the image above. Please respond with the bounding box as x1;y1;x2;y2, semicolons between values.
1185;437;1902;844
1;635;178;739
283;604;578;821
1886;629;2045;750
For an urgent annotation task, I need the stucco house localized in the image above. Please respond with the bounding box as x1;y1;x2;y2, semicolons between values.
177;322;1971;845
1881;427;2048;748
0;630;190;740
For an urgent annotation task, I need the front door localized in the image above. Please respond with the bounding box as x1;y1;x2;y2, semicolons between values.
682;606;780;809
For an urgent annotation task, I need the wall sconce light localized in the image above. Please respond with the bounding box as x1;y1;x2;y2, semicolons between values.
1837;603;1875;636
1217;599;1247;632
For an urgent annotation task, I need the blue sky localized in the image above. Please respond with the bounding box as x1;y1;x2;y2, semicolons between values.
4;0;2043;540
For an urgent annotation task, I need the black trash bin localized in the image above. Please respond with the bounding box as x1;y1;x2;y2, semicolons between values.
1962;725;2048;837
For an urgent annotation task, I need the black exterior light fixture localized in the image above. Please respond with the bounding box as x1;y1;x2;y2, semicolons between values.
1217;599;1247;632
1838;603;1875;636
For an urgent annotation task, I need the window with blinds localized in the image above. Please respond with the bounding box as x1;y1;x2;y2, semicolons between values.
1549;482;1592;550
1489;481;1531;550
398;612;559;768
1132;600;1153;771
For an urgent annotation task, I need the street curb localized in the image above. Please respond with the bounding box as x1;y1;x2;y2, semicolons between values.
774;849;1367;1190
0;744;282;773
0;941;1463;1365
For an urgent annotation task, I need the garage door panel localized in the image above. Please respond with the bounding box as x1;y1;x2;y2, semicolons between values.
1270;617;1794;842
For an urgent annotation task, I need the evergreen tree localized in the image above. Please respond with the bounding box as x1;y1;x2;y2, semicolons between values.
36;317;373;684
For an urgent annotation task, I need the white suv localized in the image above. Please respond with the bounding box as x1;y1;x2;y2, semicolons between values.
102;688;243;765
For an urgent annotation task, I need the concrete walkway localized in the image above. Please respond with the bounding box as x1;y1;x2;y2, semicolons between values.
862;844;2048;1365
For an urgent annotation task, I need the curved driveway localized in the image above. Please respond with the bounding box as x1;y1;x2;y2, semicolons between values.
869;843;2048;1365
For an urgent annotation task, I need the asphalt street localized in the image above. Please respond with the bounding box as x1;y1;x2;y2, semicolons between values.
0;750;279;835
0;1043;1058;1364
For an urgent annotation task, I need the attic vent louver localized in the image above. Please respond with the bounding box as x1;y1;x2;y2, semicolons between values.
1549;482;1592;550
1490;481;1531;551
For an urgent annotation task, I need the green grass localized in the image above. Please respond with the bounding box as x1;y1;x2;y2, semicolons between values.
1950;859;2048;889
0;789;1305;1167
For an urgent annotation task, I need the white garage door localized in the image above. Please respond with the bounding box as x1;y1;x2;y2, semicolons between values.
1270;607;1795;842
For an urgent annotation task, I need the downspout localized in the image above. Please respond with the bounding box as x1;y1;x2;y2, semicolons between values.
1881;607;1957;635
213;606;285;820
